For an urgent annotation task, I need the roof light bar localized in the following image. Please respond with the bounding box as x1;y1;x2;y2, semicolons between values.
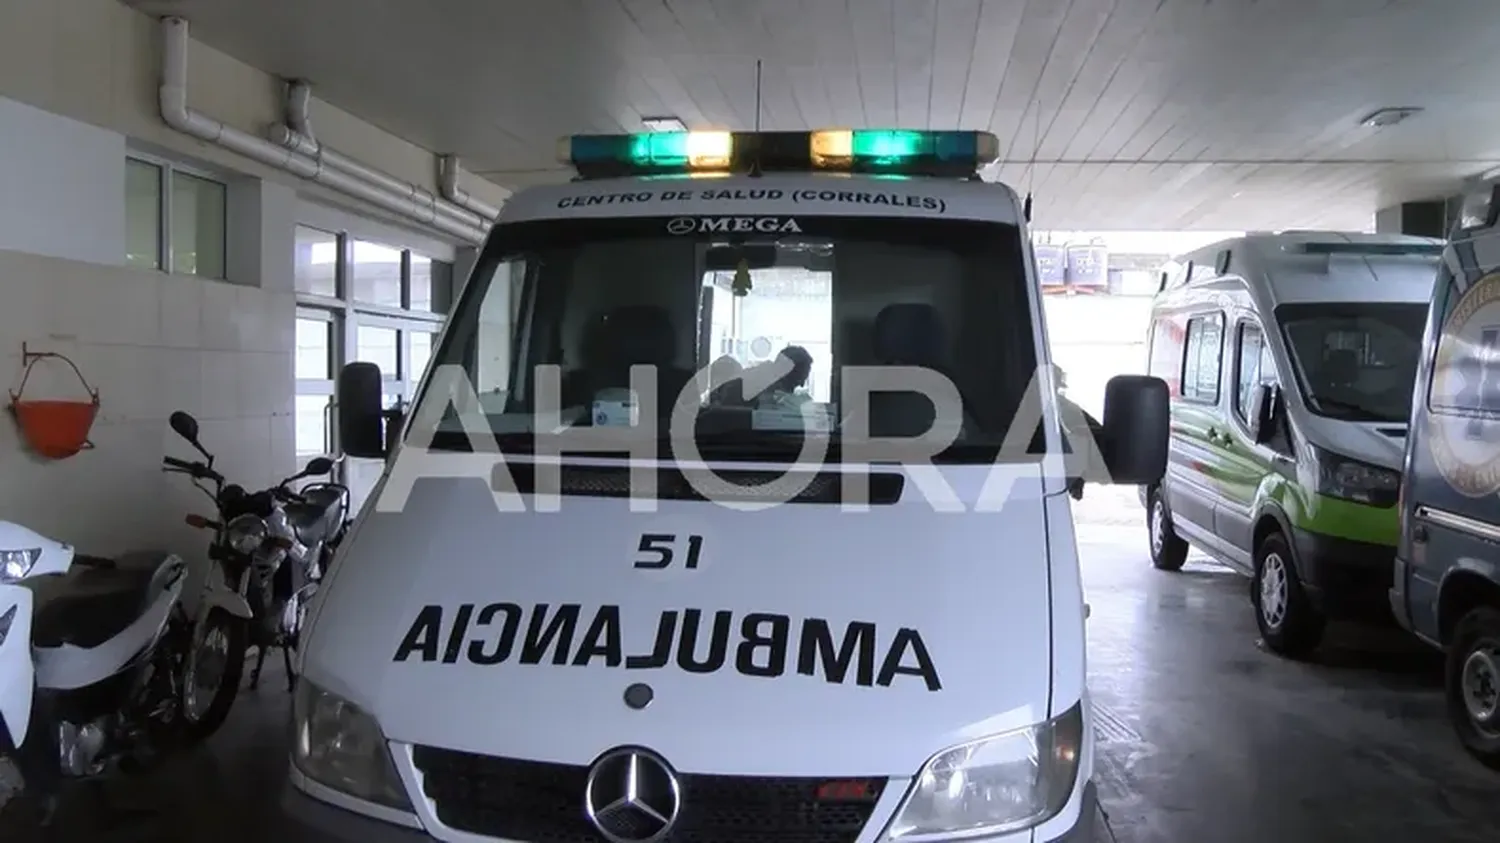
558;129;1000;180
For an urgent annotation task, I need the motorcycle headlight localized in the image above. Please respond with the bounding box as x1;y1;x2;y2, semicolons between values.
292;680;411;811
0;549;40;582
224;514;268;554
884;702;1083;841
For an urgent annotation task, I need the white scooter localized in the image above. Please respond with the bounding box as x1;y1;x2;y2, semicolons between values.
0;519;251;818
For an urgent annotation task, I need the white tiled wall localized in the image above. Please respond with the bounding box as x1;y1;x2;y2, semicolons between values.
0;249;295;567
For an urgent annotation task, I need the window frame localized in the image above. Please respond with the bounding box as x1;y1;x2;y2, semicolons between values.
1180;311;1225;405
292;222;455;460
1232;319;1272;423
125;151;229;279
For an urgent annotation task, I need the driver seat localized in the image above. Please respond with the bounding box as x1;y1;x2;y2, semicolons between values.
32;553;182;650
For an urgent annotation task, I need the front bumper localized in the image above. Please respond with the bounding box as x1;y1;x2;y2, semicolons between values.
1290;527;1395;622
276;779;1107;842
276;783;429;842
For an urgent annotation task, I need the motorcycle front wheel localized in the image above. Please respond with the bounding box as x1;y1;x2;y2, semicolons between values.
179;608;248;744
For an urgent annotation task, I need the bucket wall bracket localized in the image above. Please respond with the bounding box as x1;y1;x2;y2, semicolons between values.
8;343;101;459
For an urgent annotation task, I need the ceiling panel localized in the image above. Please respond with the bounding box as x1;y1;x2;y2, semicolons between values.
122;0;1500;229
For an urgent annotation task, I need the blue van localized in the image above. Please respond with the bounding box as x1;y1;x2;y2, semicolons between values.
1392;185;1500;768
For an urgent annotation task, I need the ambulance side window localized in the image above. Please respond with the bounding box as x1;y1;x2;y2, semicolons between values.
1180;312;1224;404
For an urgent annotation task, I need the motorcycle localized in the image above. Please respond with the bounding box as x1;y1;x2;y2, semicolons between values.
0;515;251;819
168;411;348;704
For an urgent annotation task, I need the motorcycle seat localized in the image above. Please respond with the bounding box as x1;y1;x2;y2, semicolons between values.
32;559;162;650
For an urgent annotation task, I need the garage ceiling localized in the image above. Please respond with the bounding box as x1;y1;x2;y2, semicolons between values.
123;0;1500;231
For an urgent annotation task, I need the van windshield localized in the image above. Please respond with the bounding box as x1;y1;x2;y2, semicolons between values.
412;214;1042;463
1276;301;1428;423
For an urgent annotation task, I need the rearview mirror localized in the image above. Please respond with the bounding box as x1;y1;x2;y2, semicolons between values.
1248;383;1282;445
168;410;200;446
304;456;335;476
704;244;778;271
1098;375;1169;485
337;362;391;459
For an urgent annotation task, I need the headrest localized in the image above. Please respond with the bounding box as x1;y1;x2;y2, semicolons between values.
1323;348;1360;384
601;305;677;367
874;304;945;367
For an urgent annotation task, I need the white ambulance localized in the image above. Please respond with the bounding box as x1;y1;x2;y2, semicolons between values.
278;129;1169;843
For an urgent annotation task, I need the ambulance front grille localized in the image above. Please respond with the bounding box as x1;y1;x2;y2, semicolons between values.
411;746;886;843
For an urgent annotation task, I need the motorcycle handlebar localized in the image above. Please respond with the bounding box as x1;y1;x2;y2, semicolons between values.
162;456;223;483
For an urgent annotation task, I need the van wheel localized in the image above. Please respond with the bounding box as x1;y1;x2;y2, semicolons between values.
1253;532;1324;658
1147;489;1188;571
1446;607;1500;769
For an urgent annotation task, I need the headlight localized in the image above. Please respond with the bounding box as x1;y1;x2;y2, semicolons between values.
224;514;268;554
292;680;411;811
0;549;40;582
1312;446;1400;507
885;703;1083;841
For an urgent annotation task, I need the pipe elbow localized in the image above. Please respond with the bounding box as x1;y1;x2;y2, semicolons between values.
287;80;316;141
158;88;190;130
439;154;461;196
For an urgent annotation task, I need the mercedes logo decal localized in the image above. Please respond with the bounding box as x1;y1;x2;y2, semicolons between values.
666;216;697;235
583;746;682;843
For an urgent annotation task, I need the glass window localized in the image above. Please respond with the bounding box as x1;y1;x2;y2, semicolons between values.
410;331;434;383
410;254;454;313
296;318;333;380
295;395;330;455
356;324;400;378
125;158;162;270
352;240;403;307
411;216;1038;463
1278;302;1427;423
170;170;227;279
1234;323;1277;421
295;227;339;296
1182;313;1224;403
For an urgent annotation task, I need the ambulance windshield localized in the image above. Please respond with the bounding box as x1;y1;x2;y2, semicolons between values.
411;214;1043;463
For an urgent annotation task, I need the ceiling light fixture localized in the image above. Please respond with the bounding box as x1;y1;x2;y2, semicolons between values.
642;116;687;133
1358;107;1423;128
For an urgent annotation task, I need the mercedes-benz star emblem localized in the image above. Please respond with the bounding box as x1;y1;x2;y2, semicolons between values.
583;747;682;843
666;216;697;235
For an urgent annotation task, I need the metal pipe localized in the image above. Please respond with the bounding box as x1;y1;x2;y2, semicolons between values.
286;80;315;142
158;17;486;244
440;154;503;220
269;123;485;230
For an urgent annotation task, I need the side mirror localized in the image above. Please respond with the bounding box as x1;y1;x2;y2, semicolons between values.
337;362;391;459
304;456;335;476
1098;374;1170;485
1248;383;1282;445
169;410;200;446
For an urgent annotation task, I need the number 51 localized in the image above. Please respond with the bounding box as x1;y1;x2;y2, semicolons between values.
634;534;704;569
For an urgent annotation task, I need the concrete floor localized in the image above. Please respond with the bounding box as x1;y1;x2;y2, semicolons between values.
22;511;1500;842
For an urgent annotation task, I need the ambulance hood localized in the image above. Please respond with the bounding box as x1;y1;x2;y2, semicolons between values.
304;462;1058;776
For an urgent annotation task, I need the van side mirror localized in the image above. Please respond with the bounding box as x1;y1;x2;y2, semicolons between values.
1098;374;1169;485
337;362;400;459
1248;383;1282;445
